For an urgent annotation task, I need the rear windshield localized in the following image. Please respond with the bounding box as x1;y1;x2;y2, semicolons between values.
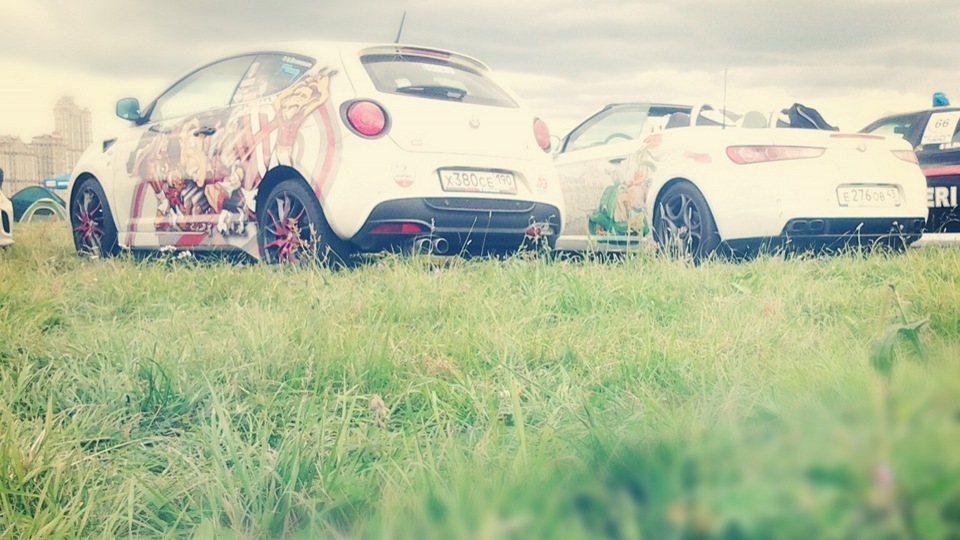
361;54;518;108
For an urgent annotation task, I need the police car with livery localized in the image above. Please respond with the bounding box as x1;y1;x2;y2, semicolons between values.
861;93;960;243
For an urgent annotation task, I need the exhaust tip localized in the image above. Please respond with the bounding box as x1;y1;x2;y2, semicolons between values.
413;237;433;254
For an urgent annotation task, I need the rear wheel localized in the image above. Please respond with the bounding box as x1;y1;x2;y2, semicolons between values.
653;182;720;262
71;177;119;257
257;179;353;266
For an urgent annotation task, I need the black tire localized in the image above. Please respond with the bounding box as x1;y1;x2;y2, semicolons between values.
653;182;720;262
257;178;353;266
71;177;120;257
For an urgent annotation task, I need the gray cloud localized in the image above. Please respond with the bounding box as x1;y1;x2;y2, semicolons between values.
1;0;957;136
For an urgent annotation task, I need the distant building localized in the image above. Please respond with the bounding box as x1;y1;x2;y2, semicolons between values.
0;136;40;195
0;97;92;194
55;97;92;169
32;133;69;181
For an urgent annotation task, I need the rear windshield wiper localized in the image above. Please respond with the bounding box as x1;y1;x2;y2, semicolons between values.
396;85;467;101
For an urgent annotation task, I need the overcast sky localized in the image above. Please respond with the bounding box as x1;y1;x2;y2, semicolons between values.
1;0;957;142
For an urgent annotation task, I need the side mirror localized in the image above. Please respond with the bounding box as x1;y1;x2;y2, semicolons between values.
116;98;142;121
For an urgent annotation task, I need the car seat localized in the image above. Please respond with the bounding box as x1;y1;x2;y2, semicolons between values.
741;111;768;128
665;112;690;129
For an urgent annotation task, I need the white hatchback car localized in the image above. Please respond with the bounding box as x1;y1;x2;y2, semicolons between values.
68;42;563;263
555;103;928;259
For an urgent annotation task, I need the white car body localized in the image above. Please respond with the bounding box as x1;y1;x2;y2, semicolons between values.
0;187;12;248
555;103;928;256
68;41;562;261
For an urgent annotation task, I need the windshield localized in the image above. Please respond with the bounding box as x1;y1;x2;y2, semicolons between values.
361;54;518;108
562;104;689;152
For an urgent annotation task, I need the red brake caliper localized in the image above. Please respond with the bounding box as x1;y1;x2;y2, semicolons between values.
263;197;306;263
74;195;103;244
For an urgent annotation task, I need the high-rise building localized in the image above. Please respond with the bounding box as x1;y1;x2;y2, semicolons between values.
32;133;68;180
0;97;92;193
54;96;92;168
0;136;40;194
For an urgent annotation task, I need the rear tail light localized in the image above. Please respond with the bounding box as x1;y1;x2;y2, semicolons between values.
726;146;825;164
892;150;919;164
344;100;389;138
370;222;426;234
533;117;551;152
829;133;885;140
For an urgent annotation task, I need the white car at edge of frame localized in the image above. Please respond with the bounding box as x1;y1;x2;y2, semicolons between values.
554;103;928;260
860;100;960;246
0;184;12;249
67;41;563;264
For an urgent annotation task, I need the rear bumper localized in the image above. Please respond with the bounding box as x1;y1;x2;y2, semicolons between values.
723;217;925;255
926;206;960;233
924;170;960;232
350;197;561;254
913;232;960;247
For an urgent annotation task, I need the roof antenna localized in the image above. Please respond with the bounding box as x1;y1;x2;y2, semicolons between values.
394;11;407;44
722;68;728;129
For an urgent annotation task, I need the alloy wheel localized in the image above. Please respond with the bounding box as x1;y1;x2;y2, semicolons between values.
73;186;107;253
660;192;703;254
261;190;315;263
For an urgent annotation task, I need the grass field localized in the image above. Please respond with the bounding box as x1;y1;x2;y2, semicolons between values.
1;222;959;539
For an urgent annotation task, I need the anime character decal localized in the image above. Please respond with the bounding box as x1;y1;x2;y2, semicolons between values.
273;71;335;167
588;134;662;238
125;64;342;251
133;117;219;234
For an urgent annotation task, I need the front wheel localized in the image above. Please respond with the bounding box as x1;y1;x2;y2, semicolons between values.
653;182;720;262
256;179;353;267
71;177;119;257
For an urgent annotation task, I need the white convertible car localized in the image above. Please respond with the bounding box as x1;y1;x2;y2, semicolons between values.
555;103;928;260
68;41;563;264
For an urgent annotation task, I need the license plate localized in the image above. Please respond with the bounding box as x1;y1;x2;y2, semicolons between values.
438;169;517;195
836;185;901;207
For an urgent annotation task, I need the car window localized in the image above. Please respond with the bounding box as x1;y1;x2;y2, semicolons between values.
361;54;517;108
150;56;255;122
232;54;316;105
862;114;920;144
562;106;653;153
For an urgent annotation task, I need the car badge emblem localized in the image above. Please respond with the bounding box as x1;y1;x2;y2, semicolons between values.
857;144;867;152
469;118;481;129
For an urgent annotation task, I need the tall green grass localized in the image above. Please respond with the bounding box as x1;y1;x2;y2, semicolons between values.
1;222;959;539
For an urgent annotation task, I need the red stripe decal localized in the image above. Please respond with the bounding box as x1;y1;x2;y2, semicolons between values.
313;106;338;199
174;233;207;247
127;181;149;246
923;165;960;177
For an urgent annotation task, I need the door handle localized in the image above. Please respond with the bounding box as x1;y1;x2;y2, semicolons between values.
194;126;217;137
608;157;626;165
